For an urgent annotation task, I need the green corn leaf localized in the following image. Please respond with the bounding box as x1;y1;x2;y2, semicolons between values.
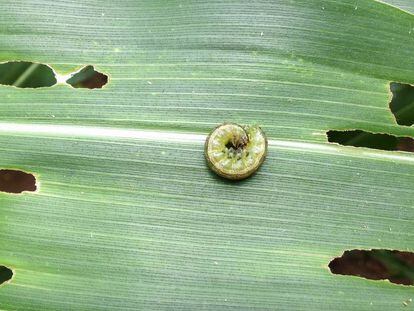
0;1;413;310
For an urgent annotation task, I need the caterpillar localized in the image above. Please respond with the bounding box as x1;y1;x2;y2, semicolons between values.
205;123;267;180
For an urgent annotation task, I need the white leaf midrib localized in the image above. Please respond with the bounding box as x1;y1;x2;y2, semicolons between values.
0;122;413;163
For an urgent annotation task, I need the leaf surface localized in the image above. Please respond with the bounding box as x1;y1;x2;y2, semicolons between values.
0;1;413;310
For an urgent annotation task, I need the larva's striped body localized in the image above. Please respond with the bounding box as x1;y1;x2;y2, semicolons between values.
205;123;267;180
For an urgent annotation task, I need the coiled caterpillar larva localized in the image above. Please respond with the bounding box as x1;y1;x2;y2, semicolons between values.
205;123;267;180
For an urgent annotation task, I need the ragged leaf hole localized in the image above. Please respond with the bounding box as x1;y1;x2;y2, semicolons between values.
0;61;56;88
0;62;108;89
329;249;414;286
389;82;414;126
0;266;13;286
327;130;414;152
0;169;37;194
66;65;108;89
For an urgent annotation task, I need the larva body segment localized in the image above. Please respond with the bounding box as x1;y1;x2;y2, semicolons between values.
205;123;267;180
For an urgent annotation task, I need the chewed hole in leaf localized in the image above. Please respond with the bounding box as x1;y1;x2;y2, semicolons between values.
327;130;414;152
389;82;414;126
0;169;37;194
66;65;108;89
0;61;56;88
329;249;414;286
0;266;13;285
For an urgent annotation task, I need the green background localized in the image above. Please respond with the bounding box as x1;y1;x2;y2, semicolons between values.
0;1;413;310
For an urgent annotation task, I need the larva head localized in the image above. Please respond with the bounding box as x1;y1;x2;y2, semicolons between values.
205;123;267;180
